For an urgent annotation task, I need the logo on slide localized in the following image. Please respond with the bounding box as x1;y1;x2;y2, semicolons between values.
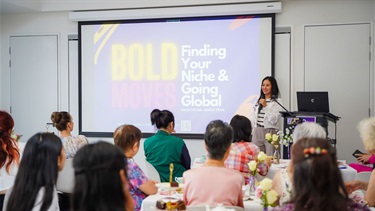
310;98;315;103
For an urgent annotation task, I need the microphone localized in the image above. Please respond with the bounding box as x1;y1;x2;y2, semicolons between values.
271;95;293;116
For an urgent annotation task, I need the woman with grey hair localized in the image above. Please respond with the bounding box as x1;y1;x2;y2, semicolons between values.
346;117;375;207
292;122;327;143
272;122;327;206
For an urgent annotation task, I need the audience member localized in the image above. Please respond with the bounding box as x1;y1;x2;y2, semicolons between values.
51;111;88;159
349;153;375;173
183;120;244;208
144;109;191;182
3;133;65;211
346;117;375;207
71;141;134;211
0;111;21;210
292;122;327;142
274;137;369;211
225;114;269;184
251;76;284;156
272;122;326;205
114;124;157;211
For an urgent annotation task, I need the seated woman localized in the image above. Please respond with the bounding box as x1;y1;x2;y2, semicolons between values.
71;141;134;211
274;137;369;211
183;120;244;208
346;117;375;207
272;122;326;205
0;111;21;210
114;124;158;211
51;111;88;159
224;115;269;184
349;153;375;173
3;133;65;211
144;109;191;182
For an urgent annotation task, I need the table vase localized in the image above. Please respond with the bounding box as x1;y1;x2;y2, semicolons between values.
273;148;280;164
248;175;256;195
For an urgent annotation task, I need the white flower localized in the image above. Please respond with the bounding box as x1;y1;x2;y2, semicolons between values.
266;189;278;205
258;151;267;161
259;178;273;191
248;160;257;171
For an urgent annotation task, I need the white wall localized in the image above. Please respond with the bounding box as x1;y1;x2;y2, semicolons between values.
276;0;375;110
1;1;375;168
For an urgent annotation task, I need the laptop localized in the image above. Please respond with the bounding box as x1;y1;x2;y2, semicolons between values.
297;91;330;113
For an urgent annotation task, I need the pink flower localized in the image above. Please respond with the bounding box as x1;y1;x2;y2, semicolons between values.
255;188;263;198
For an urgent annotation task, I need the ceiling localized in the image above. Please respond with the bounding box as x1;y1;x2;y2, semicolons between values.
0;0;277;14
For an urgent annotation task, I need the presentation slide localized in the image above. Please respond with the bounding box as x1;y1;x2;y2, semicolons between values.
79;14;274;137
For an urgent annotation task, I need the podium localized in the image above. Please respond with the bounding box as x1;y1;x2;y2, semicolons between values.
280;111;340;158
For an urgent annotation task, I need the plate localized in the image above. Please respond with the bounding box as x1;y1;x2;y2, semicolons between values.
156;182;185;189
242;195;252;201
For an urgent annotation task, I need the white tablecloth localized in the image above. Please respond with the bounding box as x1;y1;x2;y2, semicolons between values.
254;159;357;182
193;158;357;182
140;193;271;211
141;158;357;210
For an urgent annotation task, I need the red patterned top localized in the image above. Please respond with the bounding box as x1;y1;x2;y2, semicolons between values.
224;141;264;184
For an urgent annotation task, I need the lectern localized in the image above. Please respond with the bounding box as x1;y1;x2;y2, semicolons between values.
280;111;340;159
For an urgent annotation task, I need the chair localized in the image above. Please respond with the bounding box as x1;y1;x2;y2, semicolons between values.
56;158;75;193
56;158;74;211
355;171;372;182
355;171;372;195
144;158;161;182
186;205;245;211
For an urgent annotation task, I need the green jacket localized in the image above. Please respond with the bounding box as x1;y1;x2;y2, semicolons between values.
144;130;190;182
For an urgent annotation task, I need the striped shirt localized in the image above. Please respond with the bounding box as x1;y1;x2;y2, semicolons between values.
256;99;271;126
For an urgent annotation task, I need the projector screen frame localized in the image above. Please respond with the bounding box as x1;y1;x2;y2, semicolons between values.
78;13;276;139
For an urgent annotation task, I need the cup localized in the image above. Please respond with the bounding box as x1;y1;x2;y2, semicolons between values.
200;154;207;163
175;177;183;184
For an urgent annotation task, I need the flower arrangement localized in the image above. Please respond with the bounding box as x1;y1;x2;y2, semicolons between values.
277;126;294;146
265;133;281;163
248;151;268;176
265;133;280;149
11;129;22;142
255;178;279;209
247;151;268;193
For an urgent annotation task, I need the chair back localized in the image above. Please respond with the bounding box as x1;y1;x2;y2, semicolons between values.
355;171;372;182
56;158;75;193
144;158;161;182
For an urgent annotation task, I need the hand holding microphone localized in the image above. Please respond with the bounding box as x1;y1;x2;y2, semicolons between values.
259;97;267;107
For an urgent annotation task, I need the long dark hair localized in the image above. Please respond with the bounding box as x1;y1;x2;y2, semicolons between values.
150;109;174;129
0;110;20;173
257;76;280;112
230;115;252;142
290;138;350;211
6;133;63;211
72;141;127;211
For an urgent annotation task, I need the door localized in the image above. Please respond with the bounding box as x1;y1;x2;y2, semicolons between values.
10;35;59;141
304;23;371;162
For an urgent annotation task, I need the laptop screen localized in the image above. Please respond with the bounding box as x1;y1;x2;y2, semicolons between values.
297;91;330;113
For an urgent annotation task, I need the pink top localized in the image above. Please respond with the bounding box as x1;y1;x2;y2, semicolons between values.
183;166;244;208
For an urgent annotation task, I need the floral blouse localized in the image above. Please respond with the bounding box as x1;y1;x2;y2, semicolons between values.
61;135;88;159
127;158;149;211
